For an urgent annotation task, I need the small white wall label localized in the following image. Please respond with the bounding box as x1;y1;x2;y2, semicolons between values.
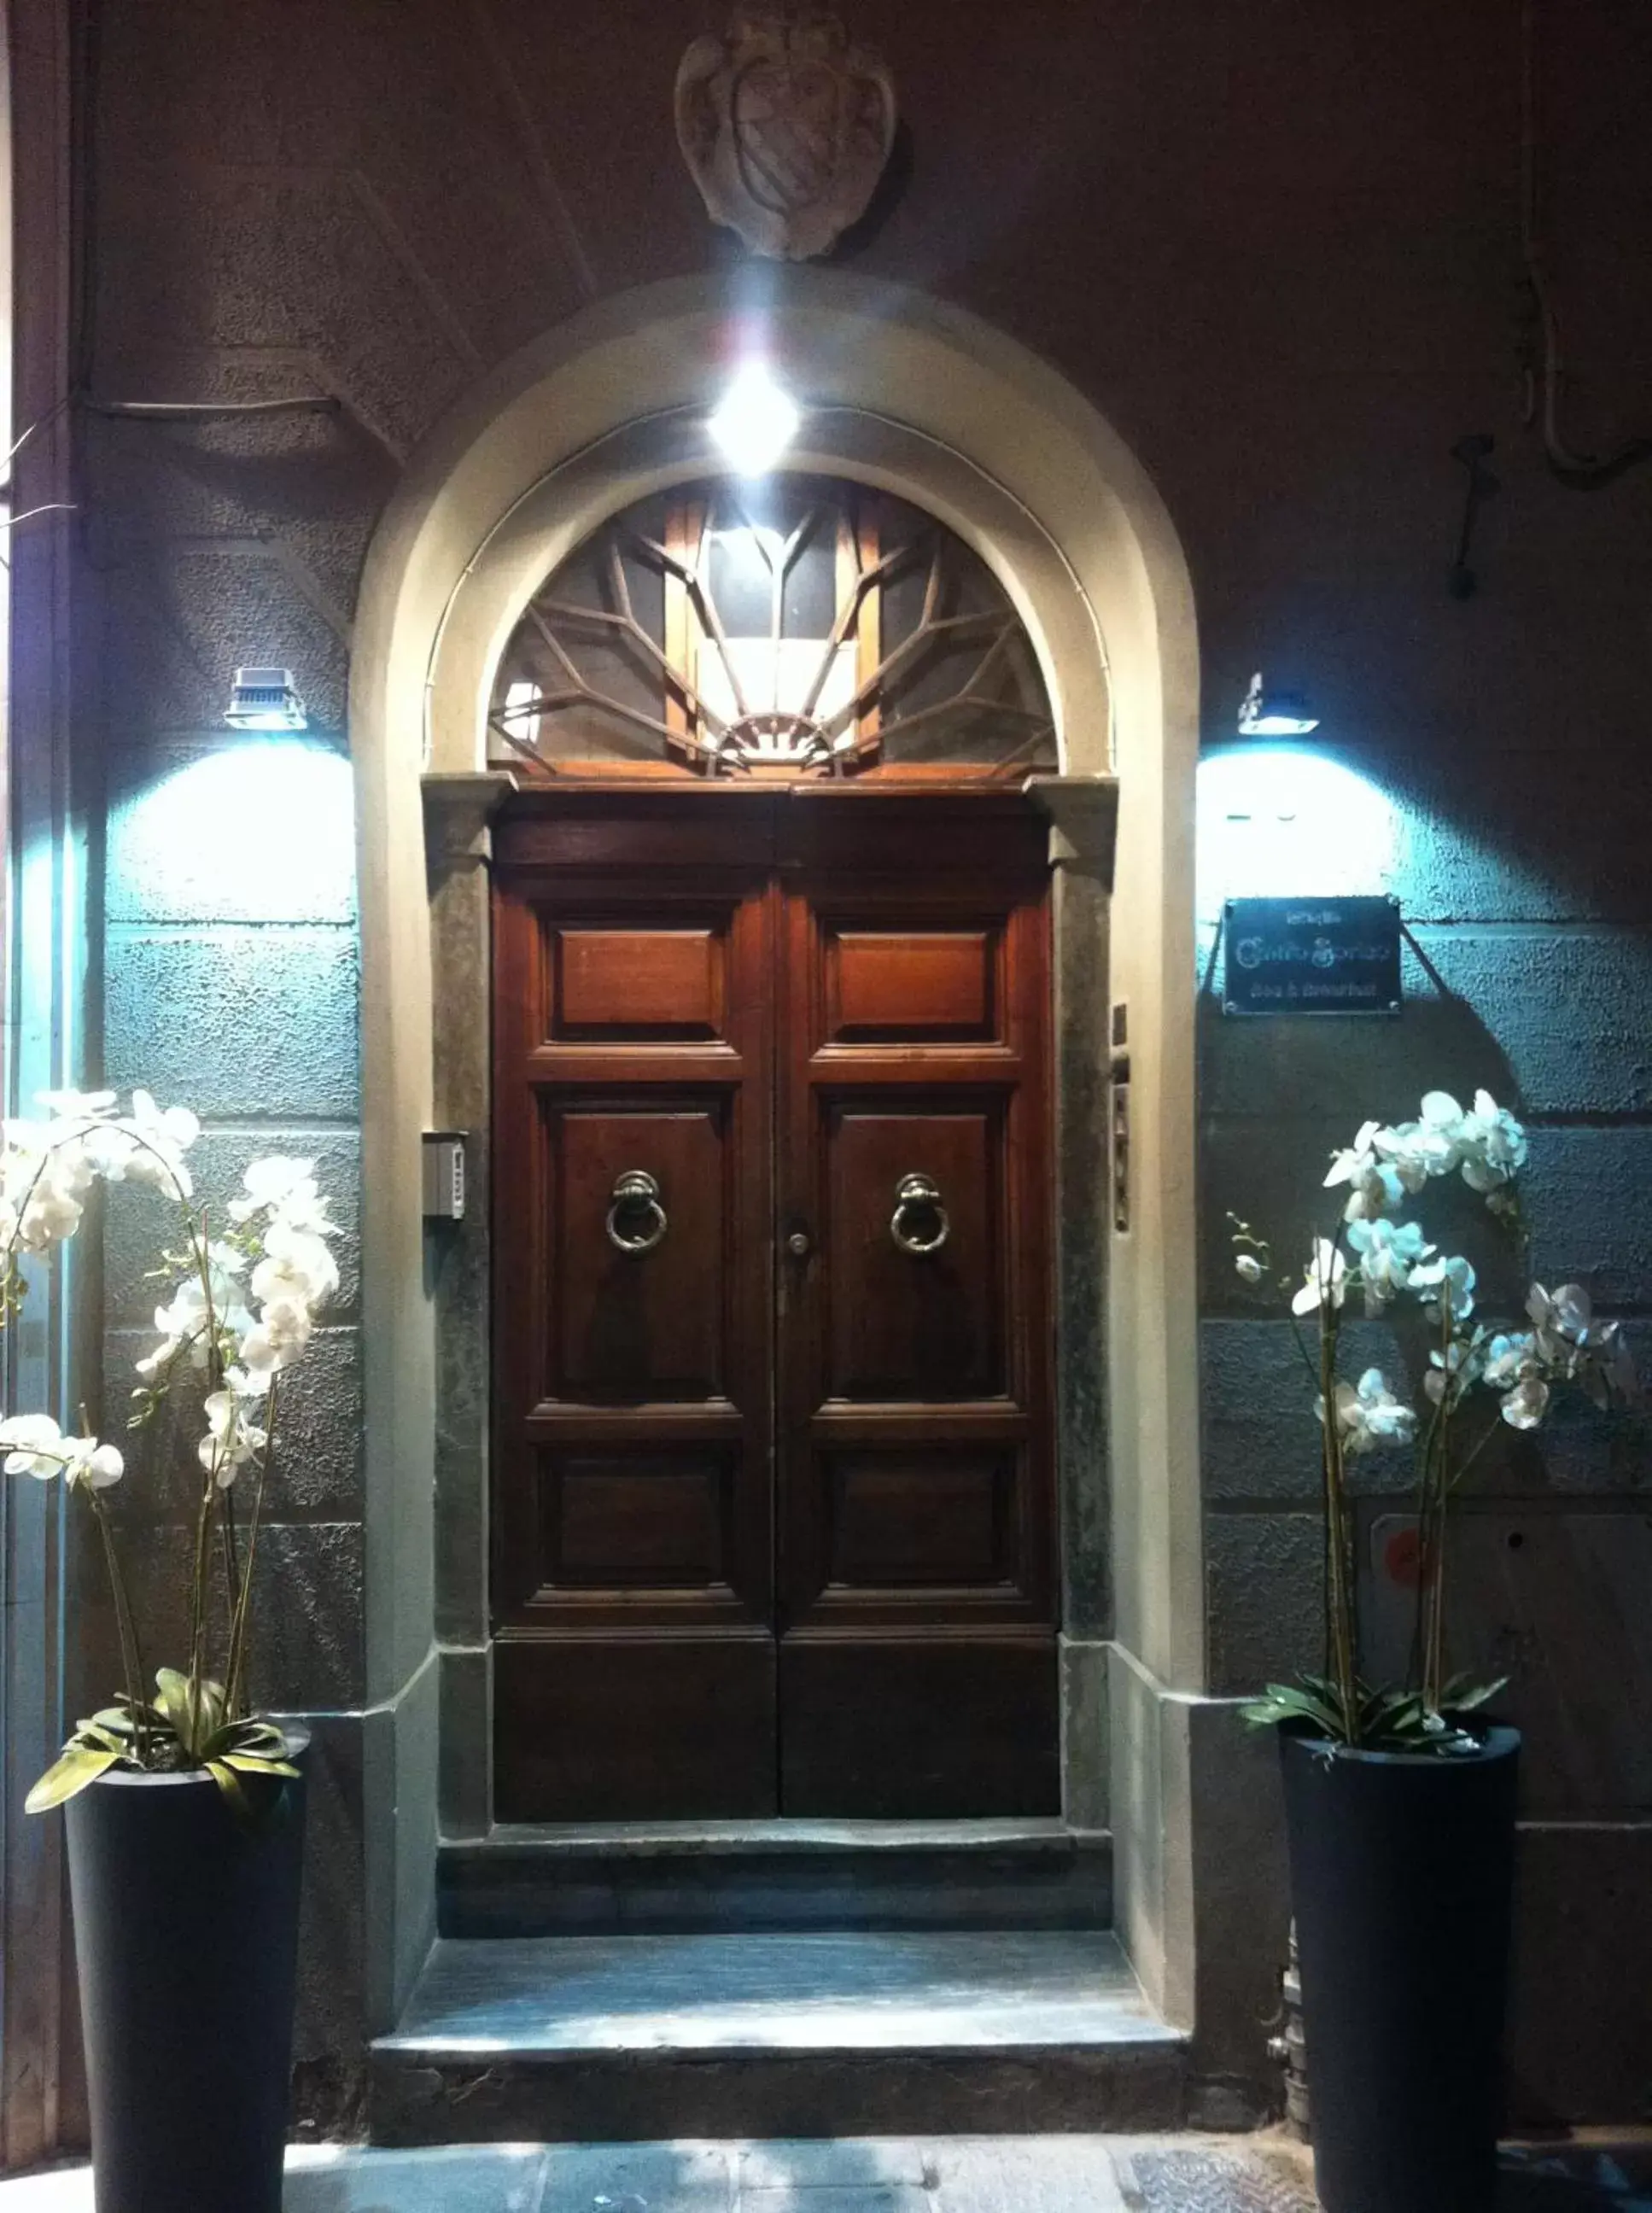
422;1131;467;1222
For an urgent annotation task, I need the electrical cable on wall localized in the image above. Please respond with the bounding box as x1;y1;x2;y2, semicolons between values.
0;406;82;563
0;394;340;563
78;394;342;422
1520;0;1652;488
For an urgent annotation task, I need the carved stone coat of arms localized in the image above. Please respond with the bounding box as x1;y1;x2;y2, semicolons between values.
675;8;898;261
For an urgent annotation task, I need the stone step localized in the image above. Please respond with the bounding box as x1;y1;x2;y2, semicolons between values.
439;1819;1113;1938
369;1930;1188;2145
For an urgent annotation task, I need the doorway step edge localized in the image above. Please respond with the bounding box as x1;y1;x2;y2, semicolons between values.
437;1824;1113;1939
369;1927;1183;2144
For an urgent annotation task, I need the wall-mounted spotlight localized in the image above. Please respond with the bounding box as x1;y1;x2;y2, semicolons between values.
225;666;307;732
1237;672;1320;739
709;362;802;478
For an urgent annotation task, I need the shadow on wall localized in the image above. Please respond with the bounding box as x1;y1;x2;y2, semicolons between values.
1192;733;1652;1697
1195;740;1524;1320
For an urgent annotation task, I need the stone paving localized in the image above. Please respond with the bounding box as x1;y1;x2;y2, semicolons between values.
1;2134;1648;2210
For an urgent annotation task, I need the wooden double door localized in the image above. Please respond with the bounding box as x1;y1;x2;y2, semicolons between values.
492;788;1058;1821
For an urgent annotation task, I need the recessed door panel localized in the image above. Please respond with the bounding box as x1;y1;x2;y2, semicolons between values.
546;1450;737;1591
822;1104;1002;1401
550;1102;729;1400
825;1448;1020;1589
826;929;999;1042
494;1633;775;1824
777;1637;1059;1819
552;925;725;1041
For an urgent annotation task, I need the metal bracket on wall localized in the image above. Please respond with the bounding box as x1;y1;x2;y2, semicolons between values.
1447;434;1498;599
1111;1083;1130;1236
1110;1002;1130;1234
1112;1080;1130;1235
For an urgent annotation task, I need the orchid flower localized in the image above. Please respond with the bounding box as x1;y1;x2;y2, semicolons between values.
228;1156;334;1235
1527;1281;1592;1353
1456;1089;1527;1195
1412;1252;1476;1323
1318;1369;1417;1456
83;1089;201;1200
198;1387;268;1489
0;1094;341;1807
0;1413;124;1489
1346;1217;1433;1315
1372;1090;1467;1190
1324;1121;1407;1223
137;1247;254;1381
1425;1334;1483;1406
1292;1239;1348;1317
1499;1374;1551;1431
1522;1285;1641;1415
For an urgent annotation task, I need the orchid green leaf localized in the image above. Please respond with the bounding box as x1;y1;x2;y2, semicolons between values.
26;1745;119;1813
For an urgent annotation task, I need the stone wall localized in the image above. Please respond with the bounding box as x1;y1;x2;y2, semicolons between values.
73;0;1652;2122
95;734;365;2126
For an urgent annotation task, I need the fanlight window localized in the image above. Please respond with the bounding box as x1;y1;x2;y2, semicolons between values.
488;476;1059;780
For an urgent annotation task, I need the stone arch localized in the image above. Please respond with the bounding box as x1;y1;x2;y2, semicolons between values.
425;409;1106;780
349;268;1203;2028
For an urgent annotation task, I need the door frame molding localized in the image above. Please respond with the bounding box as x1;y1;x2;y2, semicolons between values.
485;785;1071;1822
351;269;1204;2039
429;781;1117;1837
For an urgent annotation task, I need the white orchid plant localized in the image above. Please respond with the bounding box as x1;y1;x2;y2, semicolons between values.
1232;1088;1640;1755
0;1089;338;1811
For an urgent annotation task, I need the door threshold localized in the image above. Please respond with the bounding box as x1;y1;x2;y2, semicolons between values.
459;1815;1087;1856
439;1819;1112;1938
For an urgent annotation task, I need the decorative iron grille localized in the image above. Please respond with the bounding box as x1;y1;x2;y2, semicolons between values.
488;475;1059;780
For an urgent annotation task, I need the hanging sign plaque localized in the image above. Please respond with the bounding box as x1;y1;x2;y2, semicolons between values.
1222;895;1402;1017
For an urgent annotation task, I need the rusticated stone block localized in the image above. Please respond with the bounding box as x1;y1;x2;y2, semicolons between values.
72;1520;365;1712
107;738;357;926
1200;1318;1414;1501
1521;1126;1652;1310
1508;1822;1652;2125
1200;948;1515;1126
84;381;388;558
1201;928;1652;1121
103;1323;364;1521
1198;739;1652;928
1205;1510;1324;1695
1363;1506;1652;1819
105;926;359;1120
96;547;352;738
102;1124;360;1326
277;1709;370;2136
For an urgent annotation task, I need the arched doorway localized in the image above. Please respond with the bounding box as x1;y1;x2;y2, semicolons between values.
487;473;1068;1821
349;269;1202;2029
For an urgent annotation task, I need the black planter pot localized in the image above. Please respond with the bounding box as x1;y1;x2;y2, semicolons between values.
1280;1724;1520;2213
65;1732;307;2213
